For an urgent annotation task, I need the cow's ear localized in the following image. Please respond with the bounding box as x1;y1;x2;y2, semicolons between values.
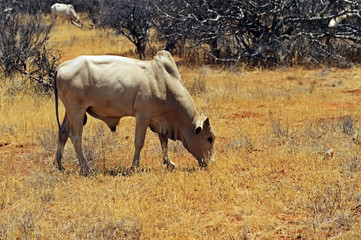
195;126;202;134
203;118;210;128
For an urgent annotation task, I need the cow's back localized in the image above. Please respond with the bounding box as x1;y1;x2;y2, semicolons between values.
51;4;66;17
56;55;155;118
51;3;75;18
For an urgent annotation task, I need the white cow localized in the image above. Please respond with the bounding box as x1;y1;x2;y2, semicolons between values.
54;51;215;174
3;7;13;20
51;3;84;29
3;7;13;13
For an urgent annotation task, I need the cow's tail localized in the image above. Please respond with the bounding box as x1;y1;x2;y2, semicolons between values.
54;70;61;130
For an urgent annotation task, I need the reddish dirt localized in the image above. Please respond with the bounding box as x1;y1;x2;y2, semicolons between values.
342;89;361;95
241;112;262;118
0;142;9;147
231;112;261;119
227;214;244;224
276;214;299;222
318;102;356;109
0;143;37;175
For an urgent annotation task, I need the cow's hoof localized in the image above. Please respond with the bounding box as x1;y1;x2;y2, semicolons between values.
79;168;90;176
130;165;140;172
166;161;175;171
58;165;65;172
198;159;208;169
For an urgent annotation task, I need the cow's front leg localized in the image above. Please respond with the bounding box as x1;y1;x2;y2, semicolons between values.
131;115;150;169
158;133;175;170
69;113;89;175
51;15;57;24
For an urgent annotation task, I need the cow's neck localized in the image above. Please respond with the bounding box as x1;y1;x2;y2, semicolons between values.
154;112;197;142
151;100;199;144
151;59;199;143
169;85;200;143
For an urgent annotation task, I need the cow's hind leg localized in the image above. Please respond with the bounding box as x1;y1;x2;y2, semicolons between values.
158;133;175;170
56;114;70;171
68;111;90;175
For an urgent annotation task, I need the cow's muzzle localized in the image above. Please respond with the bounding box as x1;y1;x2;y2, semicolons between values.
197;151;214;168
198;159;207;168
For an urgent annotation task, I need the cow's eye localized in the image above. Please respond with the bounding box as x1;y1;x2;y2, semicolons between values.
207;137;213;144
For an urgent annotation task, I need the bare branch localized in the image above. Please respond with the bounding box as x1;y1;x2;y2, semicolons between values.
0;9;60;94
154;0;361;67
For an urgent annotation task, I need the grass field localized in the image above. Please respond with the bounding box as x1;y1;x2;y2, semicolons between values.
1;23;361;239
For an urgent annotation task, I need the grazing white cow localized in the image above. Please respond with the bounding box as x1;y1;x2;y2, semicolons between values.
3;7;13;13
51;3;84;29
54;50;215;174
3;7;13;20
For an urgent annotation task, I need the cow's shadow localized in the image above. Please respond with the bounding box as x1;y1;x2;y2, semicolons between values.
89;165;201;177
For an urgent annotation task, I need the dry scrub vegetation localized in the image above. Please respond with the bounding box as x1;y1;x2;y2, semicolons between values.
1;24;361;239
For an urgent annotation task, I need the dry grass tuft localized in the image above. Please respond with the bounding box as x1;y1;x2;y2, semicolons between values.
0;25;361;239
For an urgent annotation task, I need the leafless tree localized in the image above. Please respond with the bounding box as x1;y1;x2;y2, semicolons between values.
98;0;153;59
154;0;361;67
1;0;60;14
154;0;244;59
73;0;102;26
0;7;60;94
3;0;359;71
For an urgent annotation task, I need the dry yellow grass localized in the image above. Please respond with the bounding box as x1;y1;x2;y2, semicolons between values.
1;24;361;239
49;21;136;61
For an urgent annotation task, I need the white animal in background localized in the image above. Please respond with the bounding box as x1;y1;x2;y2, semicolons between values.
3;7;13;20
3;7;13;13
51;3;84;29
